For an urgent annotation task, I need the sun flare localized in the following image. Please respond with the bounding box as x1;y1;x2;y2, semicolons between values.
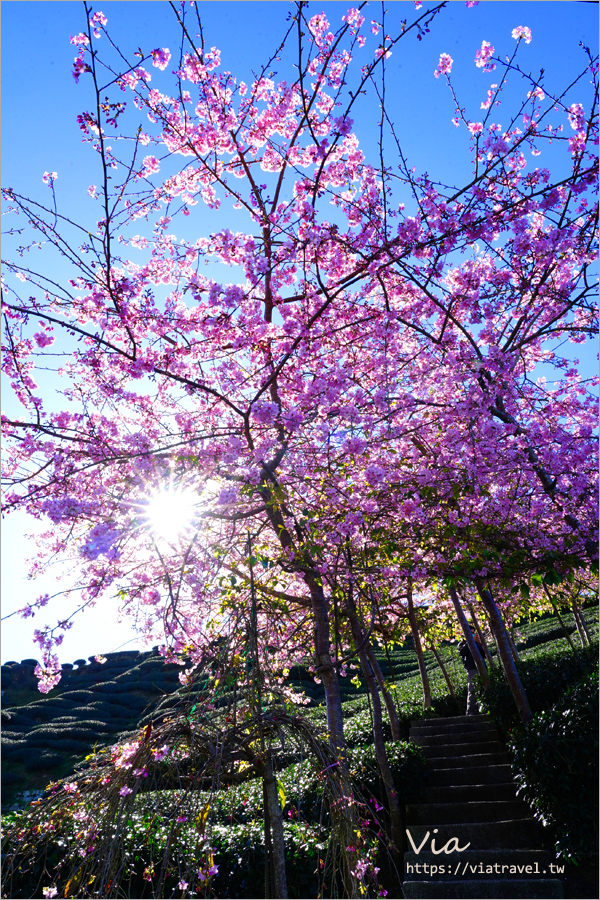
144;486;199;542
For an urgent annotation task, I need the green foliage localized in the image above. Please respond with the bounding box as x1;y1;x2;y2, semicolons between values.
2;604;596;900
480;642;598;730
344;709;393;746
509;670;599;862
349;741;428;804
211;820;322;899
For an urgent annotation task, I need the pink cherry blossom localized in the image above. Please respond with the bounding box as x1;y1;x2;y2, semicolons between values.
434;53;453;78
567;103;585;131
512;26;532;43
343;8;365;29
33;331;55;348
150;48;171;70
475;41;496;72
141;155;161;177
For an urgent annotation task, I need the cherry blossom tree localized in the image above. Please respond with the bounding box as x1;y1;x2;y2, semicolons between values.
2;0;597;820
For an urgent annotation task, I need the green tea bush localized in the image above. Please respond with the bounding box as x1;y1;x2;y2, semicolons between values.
210;820;322;899
344;709;392;746
349;741;428;804
509;670;599;861
480;642;598;731
61;690;95;702
48;738;95;754
26;750;64;771
517;626;576;650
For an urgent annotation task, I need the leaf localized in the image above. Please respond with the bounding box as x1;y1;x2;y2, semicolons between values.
195;803;210;833
277;779;286;808
64;870;82;898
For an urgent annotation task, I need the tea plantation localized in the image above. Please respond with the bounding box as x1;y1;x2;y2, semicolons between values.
1;602;597;898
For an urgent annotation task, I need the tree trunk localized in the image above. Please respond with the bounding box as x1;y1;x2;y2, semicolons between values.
475;580;532;724
429;643;456;698
363;640;402;741
346;594;406;865
448;586;490;688
261;759;289;899
406;581;432;708
258;476;366;896
505;624;521;664
572;597;591;646
259;476;348;759
466;601;495;668
542;584;577;652
307;572;348;760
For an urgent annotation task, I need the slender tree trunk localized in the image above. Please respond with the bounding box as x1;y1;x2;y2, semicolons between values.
572;597;591;646
542;584;577;652
466;601;495;668
306;575;364;897
247;539;288;900
260;478;349;759
307;573;348;759
261;760;289;899
475;580;532;724
505;623;521;664
260;478;362;897
406;581;432;708
448;586;490;688
363;641;402;741
429;643;456;698
263;778;273;898
346;594;406;865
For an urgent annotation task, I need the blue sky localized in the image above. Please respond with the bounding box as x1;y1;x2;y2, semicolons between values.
2;0;598;666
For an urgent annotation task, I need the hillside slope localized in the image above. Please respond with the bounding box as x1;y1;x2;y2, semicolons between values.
2;604;597;812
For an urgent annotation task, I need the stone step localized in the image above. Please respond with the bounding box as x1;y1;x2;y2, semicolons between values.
404;849;556;880
426;782;519;804
418;740;504;758
402;878;562;898
429;764;514;787
426;751;510;769
410;715;491;728
404;820;546;851
406;800;532;826
410;720;495;738
411;729;499;748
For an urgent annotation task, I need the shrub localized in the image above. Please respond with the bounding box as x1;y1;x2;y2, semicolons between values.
480;642;598;731
509;670;599;861
25;750;64;771
349;741;428;805
210;820;321;899
1;736;25;751
1;769;22;785
61;690;94;702
344;709;393;746
53;738;97;754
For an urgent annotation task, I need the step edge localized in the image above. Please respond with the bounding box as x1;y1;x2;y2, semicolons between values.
406;800;531;809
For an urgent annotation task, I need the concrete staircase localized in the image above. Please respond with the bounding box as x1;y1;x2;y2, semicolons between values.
403;715;563;898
